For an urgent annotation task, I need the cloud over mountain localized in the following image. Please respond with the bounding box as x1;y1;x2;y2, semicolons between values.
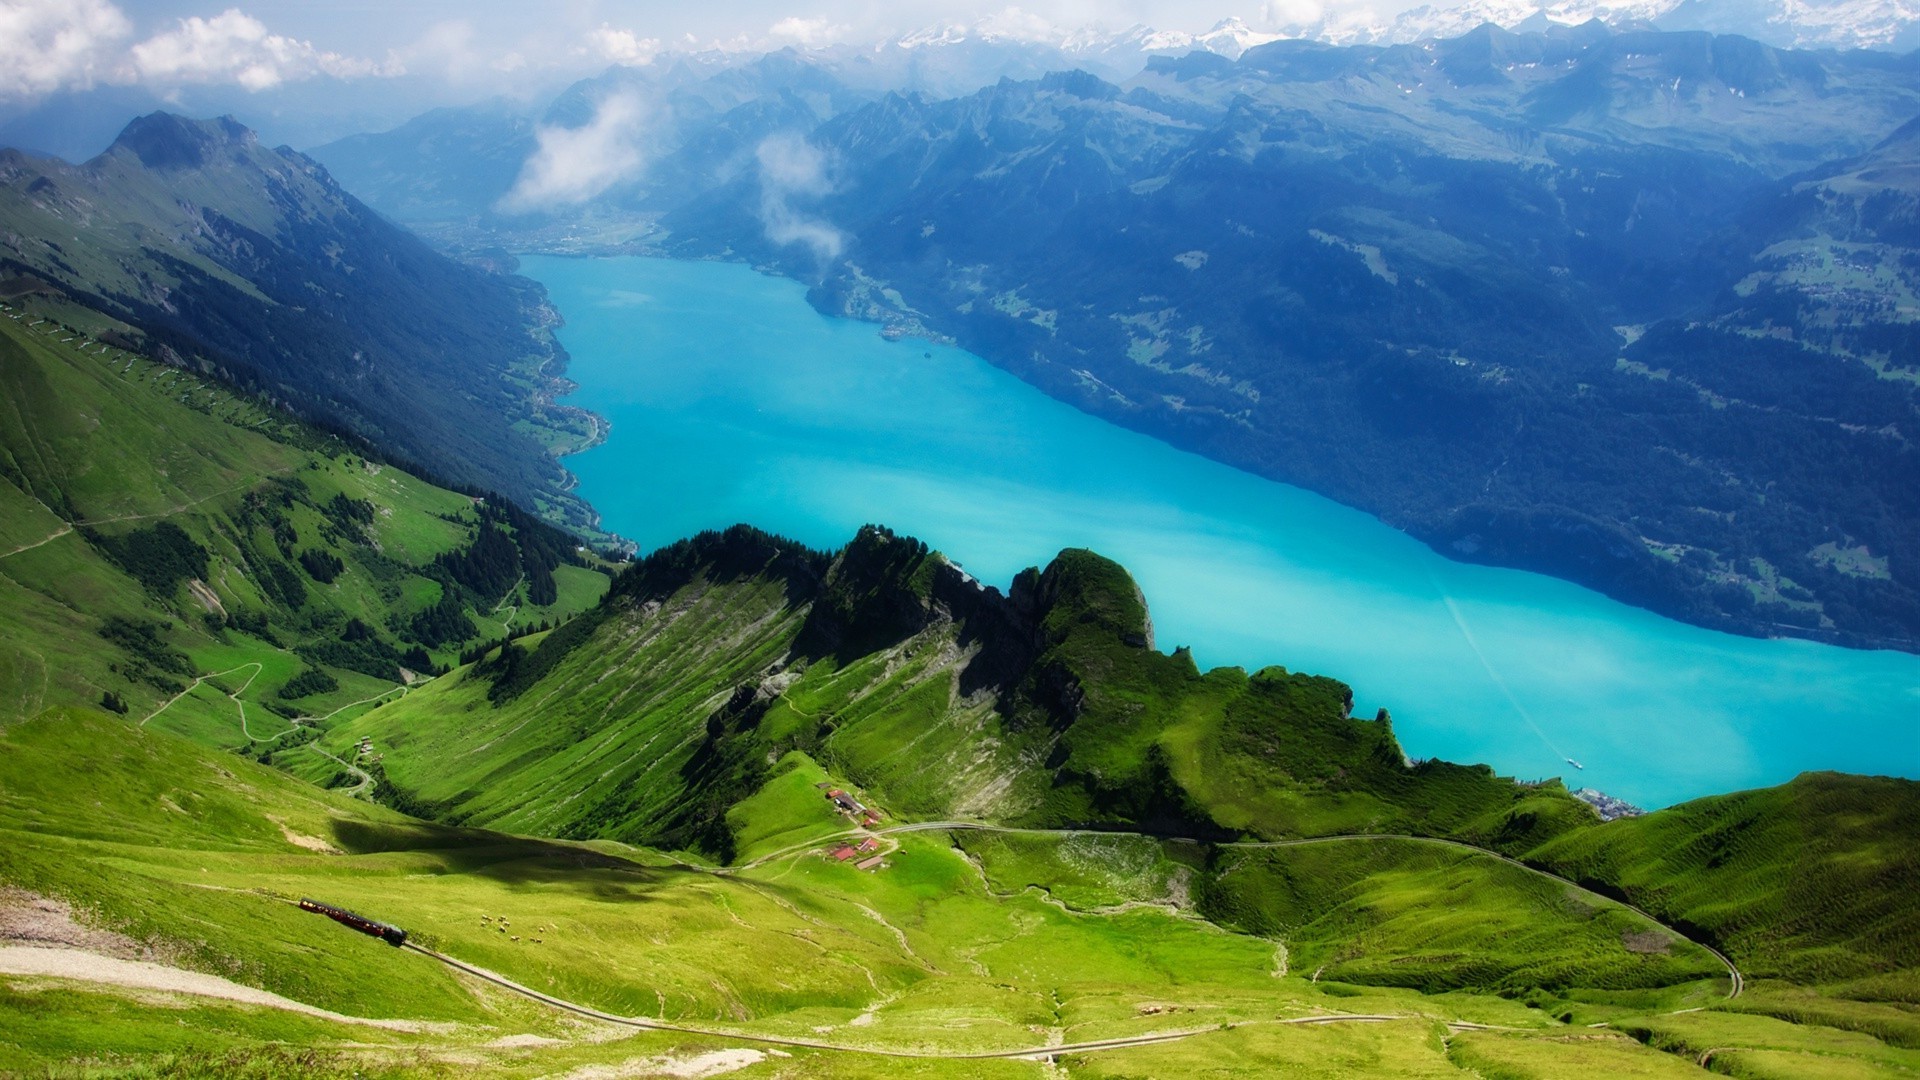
129;8;387;91
498;92;648;212
755;132;844;261
0;0;131;98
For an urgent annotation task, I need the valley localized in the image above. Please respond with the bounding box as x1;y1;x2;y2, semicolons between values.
528;253;1920;811
0;13;1916;1076
1;265;1913;1076
315;22;1920;651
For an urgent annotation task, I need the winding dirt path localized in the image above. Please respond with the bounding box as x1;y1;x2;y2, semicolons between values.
0;524;73;562
404;939;1442;1061
309;744;374;797
0;945;448;1033
140;663;264;730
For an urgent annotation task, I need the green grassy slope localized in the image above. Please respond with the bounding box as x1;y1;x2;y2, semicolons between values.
7;708;1916;1078
361;525;1920;996
0;300;609;741
1522;773;1920;985
0;505;1907;1075
362;525;1580;852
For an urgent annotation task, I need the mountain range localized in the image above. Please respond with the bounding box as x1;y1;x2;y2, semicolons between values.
314;22;1920;650
0;272;1913;1071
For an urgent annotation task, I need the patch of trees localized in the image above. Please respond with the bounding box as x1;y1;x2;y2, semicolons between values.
86;521;209;595
298;548;344;583
428;497;591;625
436;520;521;605
296;617;402;680
98;690;129;714
320;494;375;544
223;609;280;646
409;586;475;649
98;616;192;692
277;666;339;700
251;552;308;609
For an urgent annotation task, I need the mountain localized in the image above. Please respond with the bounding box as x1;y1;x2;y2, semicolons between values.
0;296;611;734
3;31;1920;1076
318;24;1920;648
0;269;1914;1075
352;522;1919;990
0;113;602;530
1;454;1913;1074
630;26;1920;650
1369;0;1920;50
303;102;538;224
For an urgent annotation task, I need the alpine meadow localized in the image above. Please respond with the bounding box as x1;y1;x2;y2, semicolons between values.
0;1;1917;1078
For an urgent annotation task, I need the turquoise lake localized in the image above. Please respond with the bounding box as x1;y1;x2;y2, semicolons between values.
528;254;1920;810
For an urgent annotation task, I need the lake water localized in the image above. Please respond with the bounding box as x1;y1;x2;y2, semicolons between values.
528;254;1920;810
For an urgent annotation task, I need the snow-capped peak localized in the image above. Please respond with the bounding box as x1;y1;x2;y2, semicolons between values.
1193;16;1287;58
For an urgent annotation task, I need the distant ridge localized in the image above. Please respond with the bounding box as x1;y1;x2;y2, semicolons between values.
0;112;602;531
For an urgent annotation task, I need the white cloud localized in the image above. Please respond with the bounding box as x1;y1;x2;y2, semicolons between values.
585;23;661;65
976;6;1062;42
1265;0;1323;23
498;93;648;212
767;16;850;46
0;0;132;99
129;8;386;92
756;132;843;261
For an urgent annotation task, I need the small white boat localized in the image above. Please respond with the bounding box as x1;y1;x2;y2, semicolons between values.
1566;757;1585;770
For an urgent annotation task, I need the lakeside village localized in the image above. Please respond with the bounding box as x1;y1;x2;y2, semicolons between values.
817;785;889;871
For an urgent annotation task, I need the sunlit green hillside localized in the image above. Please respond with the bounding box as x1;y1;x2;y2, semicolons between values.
0;298;611;751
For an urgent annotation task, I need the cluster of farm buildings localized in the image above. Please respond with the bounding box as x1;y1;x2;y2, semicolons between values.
819;785;887;871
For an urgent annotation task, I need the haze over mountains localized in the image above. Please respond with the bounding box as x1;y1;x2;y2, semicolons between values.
311;20;1920;650
5;0;1919;163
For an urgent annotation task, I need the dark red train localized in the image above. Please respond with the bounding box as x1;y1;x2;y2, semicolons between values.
299;898;408;947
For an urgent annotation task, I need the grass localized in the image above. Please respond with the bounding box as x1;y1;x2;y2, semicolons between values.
955;830;1194;911
725;751;857;862
0;312;611;742
1522;772;1920;984
1447;1028;1711;1078
346;526;1920;1001
4;707;1914;1077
